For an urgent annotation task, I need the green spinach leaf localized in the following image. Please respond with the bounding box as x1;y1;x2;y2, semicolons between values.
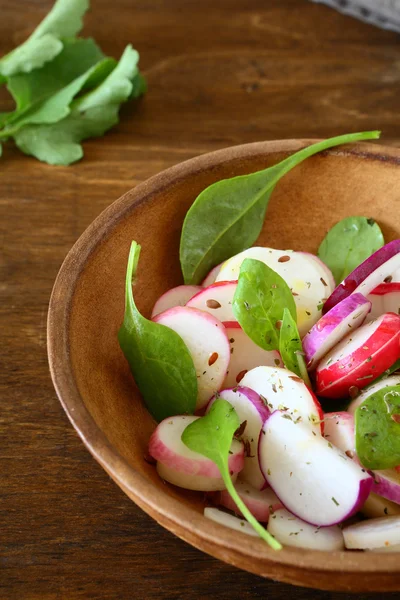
318;216;384;284
355;385;400;469
279;308;311;386
232;258;296;351
182;398;281;550
179;132;381;285
118;241;197;422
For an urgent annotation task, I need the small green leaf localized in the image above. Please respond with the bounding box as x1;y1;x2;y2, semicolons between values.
372;359;400;385
182;399;281;550
179;132;381;285
232;258;296;351
118;241;197;422
355;385;400;469
318;216;384;285
278;308;310;387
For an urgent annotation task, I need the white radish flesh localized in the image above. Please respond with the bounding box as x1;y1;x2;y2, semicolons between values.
201;263;223;287
267;508;344;551
348;374;400;415
369;282;400;318
151;285;201;318
216;247;334;336
259;411;373;526
316;313;400;398
216;480;283;522
299;252;335;292
204;507;258;537
149;415;244;491
153;306;230;410
343;515;400;550
241;366;323;435
223;322;283;388
361;493;400;519
186;281;237;322
207;387;270;489
303;293;371;370
323;412;356;459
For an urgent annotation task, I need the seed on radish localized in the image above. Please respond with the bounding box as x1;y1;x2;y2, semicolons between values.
186;281;238;322
303;294;371;370
316;313;400;399
149;415;244;491
241;366;324;435
201;263;223;287
151;285;202;318
207;387;270;489
153;306;231;410
267;508;344;551
348;374;400;416
361;492;400;519
323;412;356;459
343;515;400;550
259;411;373;527
223;322;283;388
216;479;283;522
204;507;258;537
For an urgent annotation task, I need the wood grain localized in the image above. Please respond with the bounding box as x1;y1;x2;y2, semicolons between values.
1;1;400;598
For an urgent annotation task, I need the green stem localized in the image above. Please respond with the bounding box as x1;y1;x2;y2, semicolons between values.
297;353;312;389
221;466;282;550
125;241;141;313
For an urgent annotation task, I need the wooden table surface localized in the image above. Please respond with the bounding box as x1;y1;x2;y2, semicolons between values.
2;1;400;598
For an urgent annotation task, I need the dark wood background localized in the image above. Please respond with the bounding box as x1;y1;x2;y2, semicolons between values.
2;1;400;598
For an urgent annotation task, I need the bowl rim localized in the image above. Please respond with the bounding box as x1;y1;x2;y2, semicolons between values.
47;139;400;588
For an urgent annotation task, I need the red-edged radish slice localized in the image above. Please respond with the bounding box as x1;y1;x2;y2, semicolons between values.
216;247;333;336
223;321;283;388
153;306;230;410
323;412;356;459
151;285;202;318
204;507;258;537
361;493;400;518
369;282;400;317
323;240;400;314
315;313;400;399
303;294;371;370
207;387;270;489
348;374;400;416
149;415;244;491
216;480;283;522
241;366;324;435
371;469;400;505
201;263;223;287
186;281;237;322
259;411;373;526
267;508;344;551
343;515;400;550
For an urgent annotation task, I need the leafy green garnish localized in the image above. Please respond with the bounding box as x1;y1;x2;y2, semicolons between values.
232;258;296;351
181;399;281;550
372;359;400;385
279;308;311;386
355;385;400;469
179;132;381;285
118;242;197;422
318;216;384;285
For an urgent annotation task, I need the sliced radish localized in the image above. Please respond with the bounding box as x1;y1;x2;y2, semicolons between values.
371;469;400;505
369;282;400;318
223;321;283;388
343;515;400;550
348;374;400;416
303;294;371;370
216;479;283;522
216;246;334;336
207;387;270;489
149;415;244;491
323;240;400;314
151;285;202;318
241;366;323;435
204;507;258;537
259;411;373;526
361;492;400;518
267;508;344;551
315;313;400;399
201;263;223;287
323;412;356;459
299;252;335;292
153;306;230;410
186;281;237;322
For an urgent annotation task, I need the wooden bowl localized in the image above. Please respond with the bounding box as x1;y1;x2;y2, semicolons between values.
48;140;400;592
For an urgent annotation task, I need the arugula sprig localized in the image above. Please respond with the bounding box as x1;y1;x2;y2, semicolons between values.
182;399;282;550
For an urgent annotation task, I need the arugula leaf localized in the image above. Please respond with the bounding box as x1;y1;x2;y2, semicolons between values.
355;385;400;469
279;308;311;386
118;241;197;422
182;399;282;550
179;132;381;285
0;0;89;77
318;216;384;284
232;258;296;351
